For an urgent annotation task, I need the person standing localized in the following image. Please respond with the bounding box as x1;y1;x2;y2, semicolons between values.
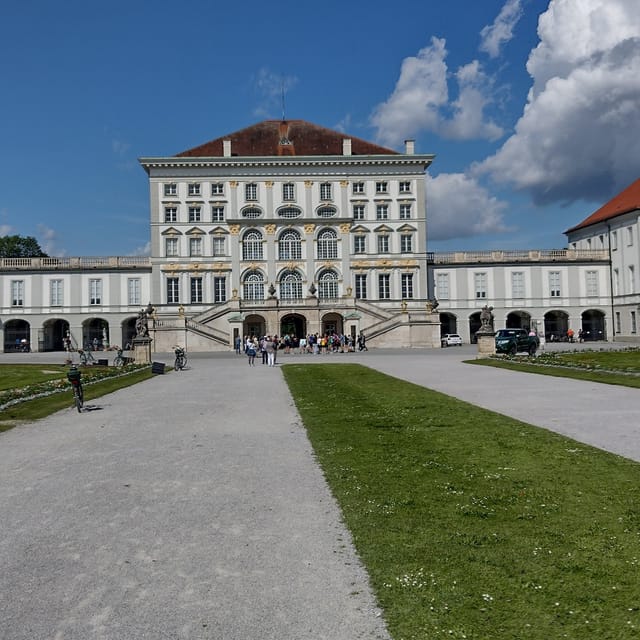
266;336;276;366
246;337;257;366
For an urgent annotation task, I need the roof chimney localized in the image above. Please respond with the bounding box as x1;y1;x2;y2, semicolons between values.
343;138;352;156
223;139;232;157
404;139;415;155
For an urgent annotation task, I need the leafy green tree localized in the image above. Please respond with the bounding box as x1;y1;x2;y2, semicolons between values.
0;235;48;258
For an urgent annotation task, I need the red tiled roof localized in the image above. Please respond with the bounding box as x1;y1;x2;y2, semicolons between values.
175;120;399;158
566;177;640;233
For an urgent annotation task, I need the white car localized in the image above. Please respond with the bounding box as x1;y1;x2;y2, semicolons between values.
441;333;463;347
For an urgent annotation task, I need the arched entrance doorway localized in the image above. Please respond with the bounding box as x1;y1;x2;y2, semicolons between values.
83;318;109;350
581;309;606;341
469;312;481;343
439;312;457;336
506;311;531;330
3;319;30;352
243;314;266;339
42;318;70;351
544;310;569;341
122;317;137;348
280;314;306;341
321;312;343;336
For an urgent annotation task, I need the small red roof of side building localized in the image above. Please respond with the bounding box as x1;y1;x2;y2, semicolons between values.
175;120;399;158
566;177;640;233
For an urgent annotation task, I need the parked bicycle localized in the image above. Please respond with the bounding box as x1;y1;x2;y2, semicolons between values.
174;346;187;371
78;348;95;365
67;366;84;412
113;348;125;367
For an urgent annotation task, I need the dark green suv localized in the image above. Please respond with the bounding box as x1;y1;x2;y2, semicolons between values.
495;329;539;355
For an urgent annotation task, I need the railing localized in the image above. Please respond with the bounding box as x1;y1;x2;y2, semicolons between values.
427;249;609;264
0;256;151;270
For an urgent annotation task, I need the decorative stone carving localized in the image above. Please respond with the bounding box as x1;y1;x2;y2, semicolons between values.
265;181;274;188
229;181;238;188
304;181;313;188
229;225;240;235
265;224;276;235
304;223;316;234
339;223;351;233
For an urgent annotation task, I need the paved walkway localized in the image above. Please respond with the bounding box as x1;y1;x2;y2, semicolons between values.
1;347;639;639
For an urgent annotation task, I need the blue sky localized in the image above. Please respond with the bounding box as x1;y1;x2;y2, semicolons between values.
1;0;639;256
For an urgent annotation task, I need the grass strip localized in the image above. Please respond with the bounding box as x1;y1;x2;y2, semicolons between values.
282;363;640;640
0;367;155;431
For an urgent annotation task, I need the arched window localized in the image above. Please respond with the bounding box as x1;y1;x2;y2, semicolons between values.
242;230;263;260
243;271;264;300
280;270;303;300
277;206;302;219
241;207;263;219
278;229;302;260
317;228;338;259
318;270;339;299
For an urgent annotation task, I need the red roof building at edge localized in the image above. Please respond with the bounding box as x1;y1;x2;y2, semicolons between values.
175;120;399;158
566;177;640;233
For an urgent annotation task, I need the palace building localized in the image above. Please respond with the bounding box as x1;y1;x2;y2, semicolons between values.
0;120;633;352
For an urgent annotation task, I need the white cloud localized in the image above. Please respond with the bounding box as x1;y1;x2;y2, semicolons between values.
130;241;151;257
252;68;298;119
36;224;66;257
479;0;524;58
0;224;13;236
426;173;510;241
371;38;502;147
479;0;640;204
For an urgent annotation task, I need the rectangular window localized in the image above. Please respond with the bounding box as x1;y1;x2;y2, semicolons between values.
212;236;225;256
616;311;621;333
50;279;63;306
164;183;177;196
436;273;449;300
627;226;634;246
188;183;201;196
282;183;295;201
89;278;102;305
320;182;332;200
166;277;179;304
189;237;202;256
164;207;177;222
587;238;592;249
211;182;224;195
631;311;637;334
375;181;388;194
245;183;258;201
629;265;636;292
354;236;366;253
353;204;365;220
378;235;389;253
399;203;412;219
549;271;561;297
613;268;619;295
352;182;365;194
611;230;618;250
399;181;411;193
211;206;225;222
511;271;525;298
127;278;141;306
474;272;487;299
214;277;226;303
165;237;179;257
376;204;388;220
188;206;201;222
400;235;412;253
401;273;414;299
355;274;367;299
599;234;605;249
11;280;24;306
378;274;390;299
190;277;203;304
586;270;598;297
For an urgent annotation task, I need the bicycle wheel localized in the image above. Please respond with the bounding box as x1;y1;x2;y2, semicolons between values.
114;356;124;367
73;385;84;412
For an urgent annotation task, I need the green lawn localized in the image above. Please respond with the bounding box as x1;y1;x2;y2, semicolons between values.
0;364;155;431
472;348;640;388
283;363;640;640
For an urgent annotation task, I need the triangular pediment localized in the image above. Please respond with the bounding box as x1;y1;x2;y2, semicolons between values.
161;227;182;236
374;224;393;233
209;226;229;235
351;225;370;233
185;227;205;235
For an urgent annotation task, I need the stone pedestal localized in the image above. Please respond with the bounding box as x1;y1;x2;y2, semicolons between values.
476;331;496;358
132;337;152;364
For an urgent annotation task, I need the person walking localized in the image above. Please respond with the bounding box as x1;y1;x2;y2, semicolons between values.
246;337;257;366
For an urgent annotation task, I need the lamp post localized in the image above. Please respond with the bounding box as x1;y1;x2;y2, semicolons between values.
178;304;187;352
